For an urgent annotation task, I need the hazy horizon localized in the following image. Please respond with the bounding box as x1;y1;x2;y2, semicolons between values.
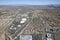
0;0;60;5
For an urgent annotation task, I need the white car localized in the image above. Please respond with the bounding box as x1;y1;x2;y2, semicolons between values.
47;38;52;40
46;33;52;40
46;33;51;38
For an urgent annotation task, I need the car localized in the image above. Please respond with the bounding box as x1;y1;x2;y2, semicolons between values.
46;33;51;38
46;33;52;40
47;38;52;40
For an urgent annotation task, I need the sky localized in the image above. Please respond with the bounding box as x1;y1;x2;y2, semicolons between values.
0;0;60;5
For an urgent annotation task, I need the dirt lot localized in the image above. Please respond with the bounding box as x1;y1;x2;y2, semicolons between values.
0;15;14;40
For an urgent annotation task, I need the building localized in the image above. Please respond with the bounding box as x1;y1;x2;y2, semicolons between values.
5;13;44;40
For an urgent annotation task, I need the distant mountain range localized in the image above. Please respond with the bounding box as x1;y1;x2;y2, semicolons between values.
47;4;60;8
0;4;60;8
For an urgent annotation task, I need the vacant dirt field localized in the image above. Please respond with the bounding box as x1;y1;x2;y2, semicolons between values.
0;15;14;40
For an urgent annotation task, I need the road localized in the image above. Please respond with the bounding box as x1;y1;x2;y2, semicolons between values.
11;17;31;39
6;13;33;40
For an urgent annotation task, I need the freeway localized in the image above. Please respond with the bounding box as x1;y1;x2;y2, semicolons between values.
11;17;31;39
6;13;33;40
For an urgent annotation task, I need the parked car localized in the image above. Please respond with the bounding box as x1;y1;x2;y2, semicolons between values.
46;33;52;40
46;33;51;38
47;38;52;40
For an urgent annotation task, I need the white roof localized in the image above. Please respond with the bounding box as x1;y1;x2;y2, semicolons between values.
10;25;13;29
20;20;26;23
22;18;27;21
17;25;21;27
47;38;52;40
10;27;12;29
20;18;27;24
20;35;32;40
